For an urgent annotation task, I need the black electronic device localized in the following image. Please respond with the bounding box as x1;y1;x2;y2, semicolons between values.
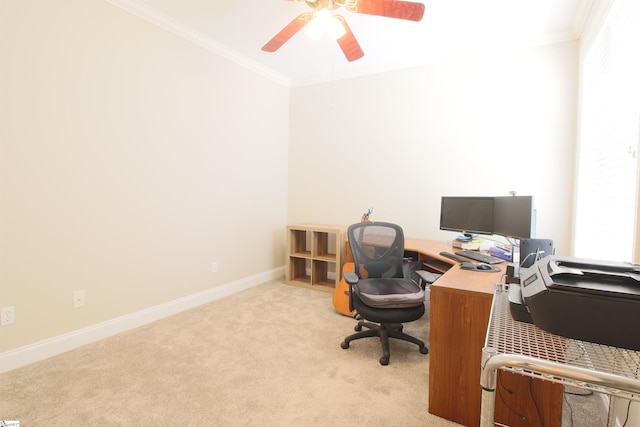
520;238;554;268
439;251;470;264
440;251;466;262
506;263;520;284
439;197;494;238
456;250;504;265
508;283;533;323
439;195;535;240
492;196;535;239
520;255;640;350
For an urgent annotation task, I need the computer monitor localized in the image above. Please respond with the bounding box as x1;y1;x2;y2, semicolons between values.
439;196;494;238
492;196;535;239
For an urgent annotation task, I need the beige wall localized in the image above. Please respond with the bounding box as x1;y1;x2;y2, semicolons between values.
1;0;578;364
3;1;634;421
0;0;289;352
288;41;578;254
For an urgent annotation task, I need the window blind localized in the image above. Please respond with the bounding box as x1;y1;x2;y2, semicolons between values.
574;0;640;263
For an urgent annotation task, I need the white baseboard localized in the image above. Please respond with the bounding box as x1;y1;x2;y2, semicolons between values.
0;267;284;373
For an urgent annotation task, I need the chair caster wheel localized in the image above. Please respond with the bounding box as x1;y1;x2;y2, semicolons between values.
379;357;389;365
354;324;362;332
341;341;349;349
420;347;429;354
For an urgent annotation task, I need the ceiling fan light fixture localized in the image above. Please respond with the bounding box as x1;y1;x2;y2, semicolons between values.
305;9;346;40
263;0;425;61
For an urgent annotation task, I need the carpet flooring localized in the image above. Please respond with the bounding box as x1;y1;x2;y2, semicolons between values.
0;281;608;426
0;281;457;426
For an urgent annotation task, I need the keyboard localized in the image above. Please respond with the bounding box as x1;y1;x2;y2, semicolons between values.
439;251;470;264
455;250;504;264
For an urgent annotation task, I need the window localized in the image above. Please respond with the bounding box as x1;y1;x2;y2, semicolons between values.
574;0;640;263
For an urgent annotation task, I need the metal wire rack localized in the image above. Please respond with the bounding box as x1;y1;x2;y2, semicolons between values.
480;286;640;427
485;286;640;397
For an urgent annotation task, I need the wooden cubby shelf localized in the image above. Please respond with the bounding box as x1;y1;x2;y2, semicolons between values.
286;224;346;292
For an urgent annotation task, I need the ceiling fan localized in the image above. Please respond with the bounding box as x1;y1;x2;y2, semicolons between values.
262;0;425;62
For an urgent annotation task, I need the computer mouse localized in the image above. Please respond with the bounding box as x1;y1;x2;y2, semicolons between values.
476;263;493;271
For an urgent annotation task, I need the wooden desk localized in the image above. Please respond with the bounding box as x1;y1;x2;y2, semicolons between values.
346;238;562;427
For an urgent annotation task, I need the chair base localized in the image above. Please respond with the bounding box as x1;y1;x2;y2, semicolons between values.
340;320;429;365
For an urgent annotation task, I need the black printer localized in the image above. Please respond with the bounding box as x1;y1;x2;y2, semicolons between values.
518;255;640;350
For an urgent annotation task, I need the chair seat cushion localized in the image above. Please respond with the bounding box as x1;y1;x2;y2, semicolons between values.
353;278;425;309
352;294;425;324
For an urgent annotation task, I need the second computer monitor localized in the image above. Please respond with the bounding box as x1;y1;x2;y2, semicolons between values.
493;196;535;239
439;195;534;240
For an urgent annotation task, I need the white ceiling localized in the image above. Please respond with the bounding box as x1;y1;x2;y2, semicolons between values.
106;0;594;86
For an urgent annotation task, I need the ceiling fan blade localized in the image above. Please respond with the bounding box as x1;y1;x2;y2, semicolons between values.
350;0;425;22
262;13;312;52
335;16;364;62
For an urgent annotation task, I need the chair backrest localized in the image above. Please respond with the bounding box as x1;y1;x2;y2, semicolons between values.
347;222;405;280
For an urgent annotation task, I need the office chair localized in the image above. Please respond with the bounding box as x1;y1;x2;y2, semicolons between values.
340;222;429;365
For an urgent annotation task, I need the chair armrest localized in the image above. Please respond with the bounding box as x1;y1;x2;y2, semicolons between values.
415;270;439;284
344;272;359;285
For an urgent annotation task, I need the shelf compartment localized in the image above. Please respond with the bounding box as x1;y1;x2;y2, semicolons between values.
313;231;337;261
312;260;337;289
289;229;311;257
421;257;452;274
288;257;311;285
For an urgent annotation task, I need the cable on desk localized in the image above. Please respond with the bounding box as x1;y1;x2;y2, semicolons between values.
564;340;588;364
564;389;593;397
622;361;640;426
529;377;545;427
562;392;574;427
622;399;632;427
562;386;594;427
497;370;526;421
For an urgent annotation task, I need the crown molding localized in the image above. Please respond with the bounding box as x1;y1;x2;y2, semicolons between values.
572;0;596;37
103;0;292;88
103;0;586;89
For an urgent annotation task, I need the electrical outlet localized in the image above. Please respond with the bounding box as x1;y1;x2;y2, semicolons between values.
1;306;15;326
211;261;218;273
73;290;86;308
